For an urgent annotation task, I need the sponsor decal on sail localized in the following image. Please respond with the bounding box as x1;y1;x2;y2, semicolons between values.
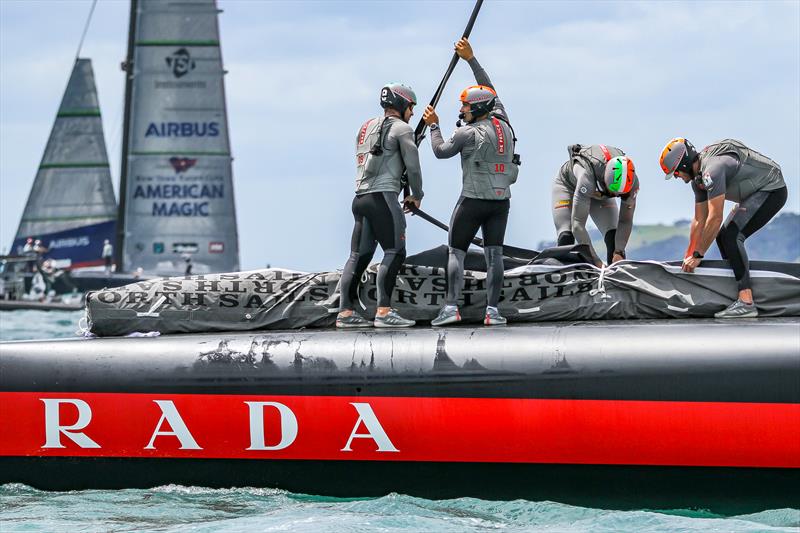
155;48;207;89
165;48;195;78
48;236;90;249
145;122;220;138
132;183;225;217
169;157;198;174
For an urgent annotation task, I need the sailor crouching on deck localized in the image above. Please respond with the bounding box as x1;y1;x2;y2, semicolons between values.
552;145;639;267
659;138;787;318
336;83;425;329
422;38;520;327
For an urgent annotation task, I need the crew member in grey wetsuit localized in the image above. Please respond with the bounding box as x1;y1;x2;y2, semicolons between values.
660;138;787;318
552;144;640;266
337;83;424;329
422;38;520;327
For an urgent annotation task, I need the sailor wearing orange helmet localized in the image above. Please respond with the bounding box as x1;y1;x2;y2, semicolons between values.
422;38;520;327
659;138;787;318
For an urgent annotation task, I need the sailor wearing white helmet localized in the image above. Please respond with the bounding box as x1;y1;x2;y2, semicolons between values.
337;83;425;329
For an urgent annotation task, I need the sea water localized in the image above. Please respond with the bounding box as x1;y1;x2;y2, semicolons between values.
1;310;798;532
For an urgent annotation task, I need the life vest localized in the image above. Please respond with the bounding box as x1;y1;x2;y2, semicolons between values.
566;144;625;197
698;139;784;202
354;117;388;193
460;116;519;200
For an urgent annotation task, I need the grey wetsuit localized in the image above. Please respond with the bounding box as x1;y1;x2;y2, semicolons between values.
340;115;424;312
691;140;786;291
551;145;639;264
429;57;515;308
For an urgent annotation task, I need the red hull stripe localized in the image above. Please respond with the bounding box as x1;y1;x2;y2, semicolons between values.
68;260;105;270
1;393;797;468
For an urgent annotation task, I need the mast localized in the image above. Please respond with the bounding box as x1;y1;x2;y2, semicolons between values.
114;0;138;272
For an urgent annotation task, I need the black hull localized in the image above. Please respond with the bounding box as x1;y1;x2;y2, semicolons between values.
1;319;798;513
2;457;797;515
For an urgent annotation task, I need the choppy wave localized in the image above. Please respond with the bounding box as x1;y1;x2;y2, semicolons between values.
0;309;83;341
1;484;798;533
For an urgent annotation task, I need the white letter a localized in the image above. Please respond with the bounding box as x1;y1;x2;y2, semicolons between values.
145;400;201;450
341;402;398;452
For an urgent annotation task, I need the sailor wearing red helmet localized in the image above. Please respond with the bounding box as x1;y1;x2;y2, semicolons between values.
659;138;787;318
422;38;520;327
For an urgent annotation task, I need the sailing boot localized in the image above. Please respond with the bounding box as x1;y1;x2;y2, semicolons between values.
432;305;461;327
336;312;373;328
484;306;507;326
714;299;758;319
374;309;415;328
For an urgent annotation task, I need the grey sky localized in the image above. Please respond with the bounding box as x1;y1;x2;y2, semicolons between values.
1;0;798;272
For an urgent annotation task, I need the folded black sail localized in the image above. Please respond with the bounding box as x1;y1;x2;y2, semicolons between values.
86;254;800;336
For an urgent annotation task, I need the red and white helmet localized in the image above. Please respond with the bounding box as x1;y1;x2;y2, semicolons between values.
459;85;496;118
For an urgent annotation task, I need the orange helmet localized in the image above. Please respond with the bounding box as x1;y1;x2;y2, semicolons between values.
459;85;496;119
659;137;698;179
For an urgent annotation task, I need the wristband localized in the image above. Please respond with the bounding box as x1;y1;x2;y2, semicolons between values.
692;251;704;259
429;123;439;131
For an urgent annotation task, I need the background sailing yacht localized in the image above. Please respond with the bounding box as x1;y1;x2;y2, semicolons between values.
11;58;116;269
8;0;240;279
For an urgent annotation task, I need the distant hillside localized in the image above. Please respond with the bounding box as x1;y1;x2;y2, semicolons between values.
538;212;799;262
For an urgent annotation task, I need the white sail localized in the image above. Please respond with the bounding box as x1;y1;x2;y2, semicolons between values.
118;0;240;275
12;59;117;268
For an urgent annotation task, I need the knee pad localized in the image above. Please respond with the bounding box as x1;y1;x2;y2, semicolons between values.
557;231;575;246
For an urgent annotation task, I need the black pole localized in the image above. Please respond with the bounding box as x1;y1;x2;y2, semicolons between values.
114;0;138;272
412;0;484;145
403;0;499;250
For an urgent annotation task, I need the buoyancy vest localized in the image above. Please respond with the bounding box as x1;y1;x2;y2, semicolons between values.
460;116;519;200
563;144;625;196
355;117;387;193
698;139;785;202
